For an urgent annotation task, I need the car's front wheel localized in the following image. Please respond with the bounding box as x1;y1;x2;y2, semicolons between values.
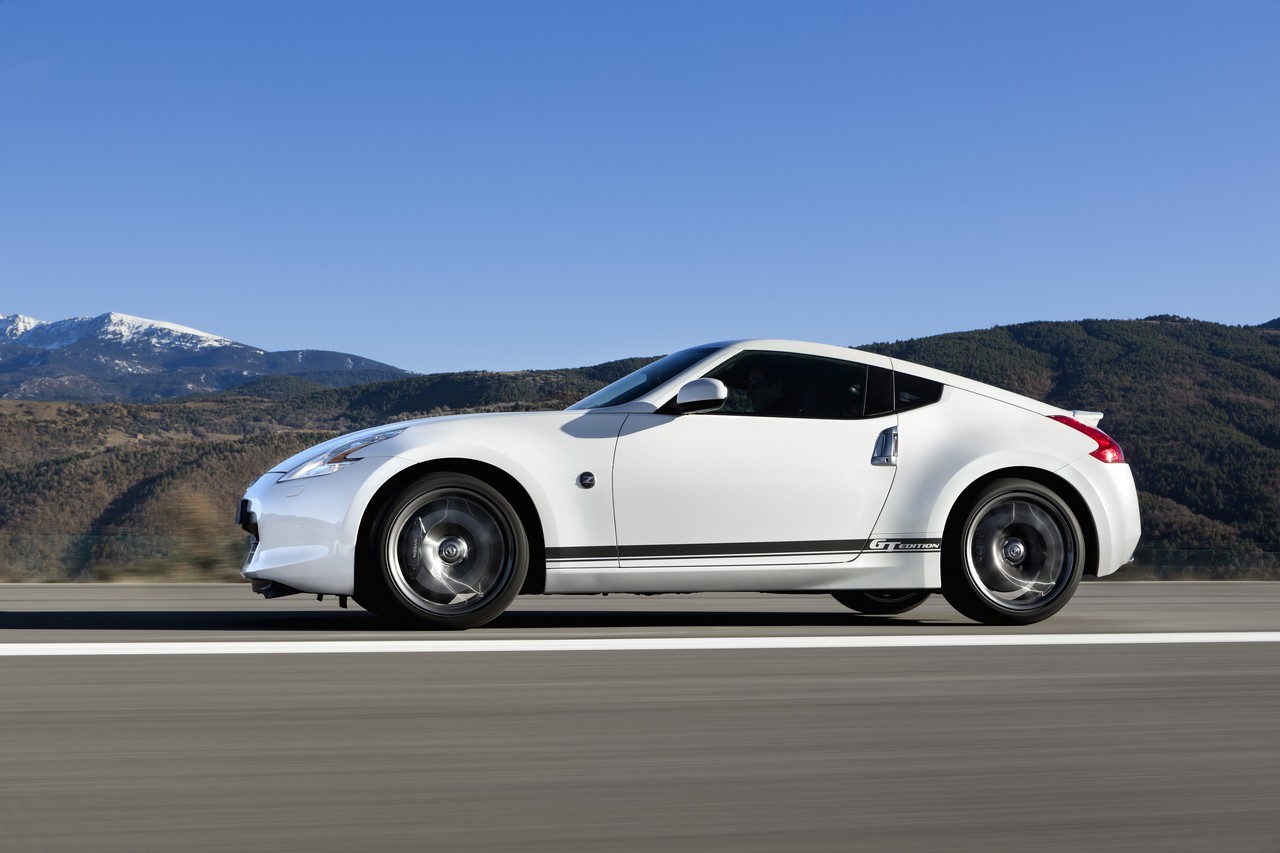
359;473;528;629
942;478;1085;625
832;590;931;615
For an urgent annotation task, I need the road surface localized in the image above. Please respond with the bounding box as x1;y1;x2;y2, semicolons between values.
2;582;1278;852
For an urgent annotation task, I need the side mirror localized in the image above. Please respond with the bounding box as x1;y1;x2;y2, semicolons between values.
674;378;727;414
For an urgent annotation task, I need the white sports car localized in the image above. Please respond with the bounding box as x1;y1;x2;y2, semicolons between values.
237;339;1140;628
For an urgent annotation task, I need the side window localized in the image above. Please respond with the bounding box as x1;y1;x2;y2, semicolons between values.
865;366;895;417
702;352;870;419
894;371;944;412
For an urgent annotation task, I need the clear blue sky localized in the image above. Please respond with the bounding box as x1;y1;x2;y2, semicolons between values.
2;1;1276;374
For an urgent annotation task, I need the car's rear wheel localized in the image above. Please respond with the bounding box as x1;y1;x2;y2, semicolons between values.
832;590;931;615
942;478;1084;625
360;473;528;629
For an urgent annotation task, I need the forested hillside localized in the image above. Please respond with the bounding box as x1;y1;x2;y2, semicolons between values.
2;317;1276;581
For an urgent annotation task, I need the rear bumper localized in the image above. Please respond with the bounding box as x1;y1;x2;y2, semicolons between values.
1059;458;1141;576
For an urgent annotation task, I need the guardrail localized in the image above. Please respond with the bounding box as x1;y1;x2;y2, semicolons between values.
0;533;249;582
1115;547;1280;581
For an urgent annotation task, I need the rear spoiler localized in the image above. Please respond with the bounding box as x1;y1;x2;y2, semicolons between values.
1071;410;1104;428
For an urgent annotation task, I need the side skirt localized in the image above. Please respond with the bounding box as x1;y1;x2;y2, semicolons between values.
544;543;942;594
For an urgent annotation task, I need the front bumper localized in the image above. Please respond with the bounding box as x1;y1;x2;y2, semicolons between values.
238;455;415;597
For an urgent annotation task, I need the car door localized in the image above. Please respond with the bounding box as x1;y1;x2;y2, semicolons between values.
610;351;898;576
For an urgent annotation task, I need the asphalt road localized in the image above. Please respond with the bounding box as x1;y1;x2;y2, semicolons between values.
2;582;1279;852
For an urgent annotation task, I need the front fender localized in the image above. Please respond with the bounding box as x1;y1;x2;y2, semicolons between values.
381;412;627;553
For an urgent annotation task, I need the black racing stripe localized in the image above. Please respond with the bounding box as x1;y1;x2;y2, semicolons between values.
618;539;868;559
546;546;617;562
546;541;864;562
547;538;941;562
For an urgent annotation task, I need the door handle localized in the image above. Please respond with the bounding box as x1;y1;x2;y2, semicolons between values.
871;426;898;467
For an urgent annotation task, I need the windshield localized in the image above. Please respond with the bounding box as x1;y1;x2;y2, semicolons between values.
567;346;720;410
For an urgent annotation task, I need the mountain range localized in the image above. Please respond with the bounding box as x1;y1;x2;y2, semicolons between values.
0;311;1277;582
0;312;411;401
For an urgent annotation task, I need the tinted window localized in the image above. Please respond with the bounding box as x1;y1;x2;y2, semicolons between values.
700;352;871;419
568;347;719;410
865;366;895;417
894;371;944;412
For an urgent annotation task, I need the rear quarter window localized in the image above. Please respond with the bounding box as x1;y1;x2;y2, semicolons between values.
894;372;944;412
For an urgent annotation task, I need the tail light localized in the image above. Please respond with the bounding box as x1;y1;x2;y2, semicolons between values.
1050;415;1126;463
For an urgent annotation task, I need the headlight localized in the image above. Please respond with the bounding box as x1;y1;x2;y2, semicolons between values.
278;428;406;482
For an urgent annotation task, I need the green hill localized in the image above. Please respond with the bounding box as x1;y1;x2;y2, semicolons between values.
1;318;1276;581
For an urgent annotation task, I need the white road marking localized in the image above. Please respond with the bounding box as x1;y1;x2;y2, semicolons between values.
2;632;1280;656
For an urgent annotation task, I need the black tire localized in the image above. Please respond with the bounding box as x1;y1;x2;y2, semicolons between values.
359;473;528;629
832;590;931;615
942;478;1085;626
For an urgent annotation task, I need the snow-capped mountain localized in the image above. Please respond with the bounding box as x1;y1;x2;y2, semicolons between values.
0;314;44;340
0;312;411;401
6;312;234;352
